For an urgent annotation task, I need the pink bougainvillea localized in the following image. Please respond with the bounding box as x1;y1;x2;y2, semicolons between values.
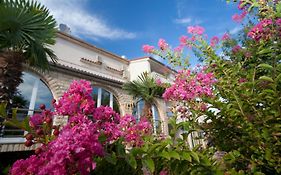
163;67;216;101
247;19;274;41
142;44;155;53
187;25;205;35
11;115;103;175
210;36;219;47
118;115;152;147
158;38;168;50
232;10;247;23
10;80;152;175
221;33;230;41
232;45;242;53
54;80;95;116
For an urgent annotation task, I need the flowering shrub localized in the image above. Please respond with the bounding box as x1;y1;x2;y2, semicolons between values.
6;80;152;175
3;0;281;174
139;0;281;174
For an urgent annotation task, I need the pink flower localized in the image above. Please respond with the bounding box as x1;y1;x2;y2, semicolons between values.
179;35;188;45
210;36;219;47
163;67;216;101
158;38;168;50
200;103;207;112
276;18;281;26
142;44;154;53
232;45;242;53
247;19;273;41
244;51;251;58
232;11;247;23
156;78;162;86
160;169;169;175
187;25;205;35
239;78;247;83
221;33;230;41
29;114;43;128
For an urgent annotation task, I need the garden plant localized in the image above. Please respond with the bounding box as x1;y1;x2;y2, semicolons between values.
0;0;280;174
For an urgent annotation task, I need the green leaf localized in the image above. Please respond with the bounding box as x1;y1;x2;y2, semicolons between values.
98;133;107;143
265;149;271;161
0;103;7;118
116;142;126;156
257;63;273;71
258;48;271;55
131;147;144;157
126;154;137;169
169;151;180;160
142;157;155;173
190;151;200;162
181;152;192;162
159;151;170;160
224;152;236;163
105;153;117;165
276;2;281;17
259;76;274;82
276;73;281;83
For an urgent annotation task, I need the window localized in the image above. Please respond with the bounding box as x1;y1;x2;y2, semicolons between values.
92;87;120;113
132;99;161;134
0;71;53;141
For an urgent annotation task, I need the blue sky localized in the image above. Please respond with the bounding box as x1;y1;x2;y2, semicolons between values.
41;0;241;65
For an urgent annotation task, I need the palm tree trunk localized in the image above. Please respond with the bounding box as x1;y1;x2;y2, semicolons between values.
0;51;24;105
141;101;153;122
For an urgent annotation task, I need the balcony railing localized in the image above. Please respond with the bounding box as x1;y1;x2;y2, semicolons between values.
0;108;41;141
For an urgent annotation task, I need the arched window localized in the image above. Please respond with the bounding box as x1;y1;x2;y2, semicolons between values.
132;99;161;134
92;87;120;113
16;72;54;113
0;71;53;140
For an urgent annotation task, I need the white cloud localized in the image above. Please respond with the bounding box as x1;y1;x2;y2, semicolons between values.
41;0;136;40
230;26;242;35
174;17;192;24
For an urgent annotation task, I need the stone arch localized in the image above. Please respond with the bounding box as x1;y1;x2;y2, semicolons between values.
153;98;169;135
24;65;61;100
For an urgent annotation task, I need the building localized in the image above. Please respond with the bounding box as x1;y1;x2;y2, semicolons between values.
0;31;175;152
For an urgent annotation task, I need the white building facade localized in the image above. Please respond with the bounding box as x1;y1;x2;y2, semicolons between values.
0;32;175;152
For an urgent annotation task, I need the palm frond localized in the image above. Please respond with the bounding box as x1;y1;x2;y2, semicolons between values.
0;0;57;69
123;72;166;103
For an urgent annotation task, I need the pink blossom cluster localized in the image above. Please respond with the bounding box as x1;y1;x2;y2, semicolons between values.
232;11;247;23
11;80;153;175
221;33;230;41
187;26;205;35
210;36;219;47
163;67;216;101
232;45;242;53
11;115;103;175
238;0;250;10
158;38;168;50
92;106;121;142
118;115;152;147
142;44;155;53
54;80;95;116
247;19;274;41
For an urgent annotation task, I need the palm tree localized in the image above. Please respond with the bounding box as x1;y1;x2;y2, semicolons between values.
0;0;57;104
123;72;165;121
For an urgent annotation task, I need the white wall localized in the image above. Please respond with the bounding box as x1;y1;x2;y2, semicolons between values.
50;37;129;82
128;58;151;81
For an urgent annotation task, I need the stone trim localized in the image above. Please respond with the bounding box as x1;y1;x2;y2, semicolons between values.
80;57;102;66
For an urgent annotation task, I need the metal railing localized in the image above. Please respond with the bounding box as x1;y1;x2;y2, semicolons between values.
0;108;41;138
